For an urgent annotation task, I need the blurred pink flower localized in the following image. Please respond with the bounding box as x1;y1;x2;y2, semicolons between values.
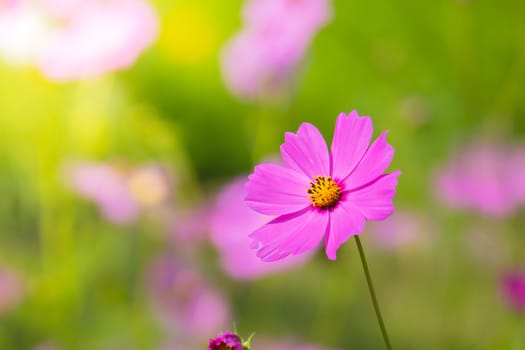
508;147;525;206
0;0;49;65
38;0;158;81
0;0;158;80
220;0;332;100
243;0;331;31
38;0;96;17
210;177;310;280
435;142;525;216
367;211;431;251
0;269;24;315
501;271;525;312
246;111;400;261
146;255;230;339
68;162;139;224
66;162;171;225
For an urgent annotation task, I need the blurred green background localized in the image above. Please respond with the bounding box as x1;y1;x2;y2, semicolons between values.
1;0;525;349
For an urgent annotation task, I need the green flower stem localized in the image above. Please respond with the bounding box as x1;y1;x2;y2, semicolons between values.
354;235;392;350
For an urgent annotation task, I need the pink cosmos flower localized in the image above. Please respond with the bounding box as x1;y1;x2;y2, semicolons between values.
145;255;230;339
435;142;525;216
208;332;244;350
211;177;310;279
220;0;331;100
501;271;525;312
245;111;400;261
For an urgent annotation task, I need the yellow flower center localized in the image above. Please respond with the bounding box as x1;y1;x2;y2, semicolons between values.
307;176;342;210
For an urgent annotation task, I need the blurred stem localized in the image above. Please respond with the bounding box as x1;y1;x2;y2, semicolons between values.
250;104;278;164
251;106;267;164
354;236;392;350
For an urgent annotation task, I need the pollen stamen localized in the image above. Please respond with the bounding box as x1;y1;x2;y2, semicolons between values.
307;176;342;210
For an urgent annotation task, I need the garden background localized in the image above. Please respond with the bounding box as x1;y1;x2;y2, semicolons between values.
1;0;524;349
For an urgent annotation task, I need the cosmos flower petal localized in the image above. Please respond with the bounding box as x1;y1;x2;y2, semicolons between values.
281;122;330;179
249;207;328;262
346;171;401;220
342;131;394;189
330;111;373;180
213;177;311;280
325;202;365;260
245;163;311;216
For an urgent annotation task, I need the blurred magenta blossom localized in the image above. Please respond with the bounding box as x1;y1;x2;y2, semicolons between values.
146;255;230;340
501;271;525;312
435;142;525;217
67;162;171;225
0;0;158;80
220;0;332;101
0;268;23;315
210;177;311;280
245;111;400;261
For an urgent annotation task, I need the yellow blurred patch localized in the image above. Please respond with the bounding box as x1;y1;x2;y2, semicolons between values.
128;166;170;209
159;5;218;65
66;80;114;155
